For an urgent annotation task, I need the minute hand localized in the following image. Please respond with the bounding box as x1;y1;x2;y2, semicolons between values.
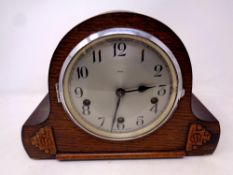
125;85;156;93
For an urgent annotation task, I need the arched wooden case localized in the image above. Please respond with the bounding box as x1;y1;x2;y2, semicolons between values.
22;12;220;160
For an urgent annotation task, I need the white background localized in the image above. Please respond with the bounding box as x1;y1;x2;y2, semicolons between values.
1;0;233;175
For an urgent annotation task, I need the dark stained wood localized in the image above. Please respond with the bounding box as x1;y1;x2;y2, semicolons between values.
23;94;49;126
21;12;220;160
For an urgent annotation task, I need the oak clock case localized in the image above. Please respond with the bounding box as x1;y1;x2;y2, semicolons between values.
22;12;220;160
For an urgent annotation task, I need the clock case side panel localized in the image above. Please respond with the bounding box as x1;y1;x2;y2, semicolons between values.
186;94;220;156
21;12;220;160
21;94;57;159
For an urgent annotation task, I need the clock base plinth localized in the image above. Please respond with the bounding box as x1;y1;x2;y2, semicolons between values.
56;151;185;160
21;93;220;160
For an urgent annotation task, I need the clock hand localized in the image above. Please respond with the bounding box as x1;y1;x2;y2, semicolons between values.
125;85;156;93
111;88;125;132
110;85;154;131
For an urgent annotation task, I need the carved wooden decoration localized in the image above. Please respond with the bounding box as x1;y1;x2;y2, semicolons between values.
186;124;211;152
31;127;57;155
21;12;220;160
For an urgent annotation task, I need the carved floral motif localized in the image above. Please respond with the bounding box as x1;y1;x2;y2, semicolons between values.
31;127;56;154
186;124;211;151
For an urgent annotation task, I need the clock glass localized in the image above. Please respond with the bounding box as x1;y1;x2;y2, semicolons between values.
58;28;183;140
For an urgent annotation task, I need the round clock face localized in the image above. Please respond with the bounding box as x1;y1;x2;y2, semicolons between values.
59;28;183;140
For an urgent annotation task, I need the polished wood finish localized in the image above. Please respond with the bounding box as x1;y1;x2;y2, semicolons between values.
21;12;220;160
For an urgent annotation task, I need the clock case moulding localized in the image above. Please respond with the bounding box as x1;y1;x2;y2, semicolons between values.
21;12;220;160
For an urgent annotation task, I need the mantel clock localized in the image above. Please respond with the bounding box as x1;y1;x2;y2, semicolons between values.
22;12;220;160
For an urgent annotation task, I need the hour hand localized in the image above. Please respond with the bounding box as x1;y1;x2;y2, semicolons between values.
125;85;156;93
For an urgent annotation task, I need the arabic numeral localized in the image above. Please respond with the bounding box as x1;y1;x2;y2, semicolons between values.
136;116;144;126
154;64;163;77
82;99;91;115
74;87;83;98
158;85;167;96
117;117;125;130
141;49;145;62
150;97;158;114
92;50;102;63
77;66;88;79
98;117;105;127
113;42;126;57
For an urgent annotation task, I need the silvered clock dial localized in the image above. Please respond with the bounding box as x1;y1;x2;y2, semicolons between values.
58;28;183;140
